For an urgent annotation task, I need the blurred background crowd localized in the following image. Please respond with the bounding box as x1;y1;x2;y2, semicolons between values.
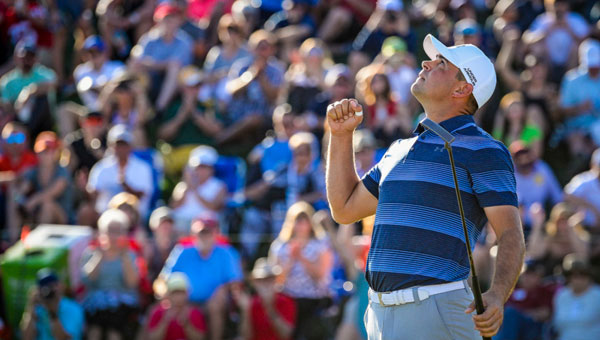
0;0;599;339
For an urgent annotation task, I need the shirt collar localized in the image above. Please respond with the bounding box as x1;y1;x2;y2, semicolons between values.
414;114;475;135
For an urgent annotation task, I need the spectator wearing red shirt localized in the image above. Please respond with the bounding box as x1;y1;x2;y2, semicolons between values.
233;257;296;340
0;121;37;176
146;272;206;340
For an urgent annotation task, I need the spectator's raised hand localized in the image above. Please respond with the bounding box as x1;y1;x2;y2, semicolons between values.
529;203;546;230
231;285;251;310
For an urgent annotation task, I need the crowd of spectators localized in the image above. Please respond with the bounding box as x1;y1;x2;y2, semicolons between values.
0;0;599;339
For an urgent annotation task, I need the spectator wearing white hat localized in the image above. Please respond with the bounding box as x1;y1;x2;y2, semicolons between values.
148;207;179;281
146;272;207;340
171;145;227;234
233;257;296;340
87;124;154;218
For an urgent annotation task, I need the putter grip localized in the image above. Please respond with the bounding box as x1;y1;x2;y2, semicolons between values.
471;275;491;340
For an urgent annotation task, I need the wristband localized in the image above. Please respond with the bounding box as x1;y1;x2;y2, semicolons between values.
355;110;363;116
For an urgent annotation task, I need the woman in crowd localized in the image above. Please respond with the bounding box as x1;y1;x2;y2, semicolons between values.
18;131;72;224
527;203;590;277
203;14;251;111
359;71;412;145
492;91;544;157
270;201;333;340
98;75;150;148
80;209;140;340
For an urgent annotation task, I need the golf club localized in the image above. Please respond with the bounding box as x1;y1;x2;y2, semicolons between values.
420;118;490;340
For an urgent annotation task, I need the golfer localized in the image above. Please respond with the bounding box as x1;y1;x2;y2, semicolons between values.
326;34;525;339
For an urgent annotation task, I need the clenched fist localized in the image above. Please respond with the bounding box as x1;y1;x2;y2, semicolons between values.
327;98;364;136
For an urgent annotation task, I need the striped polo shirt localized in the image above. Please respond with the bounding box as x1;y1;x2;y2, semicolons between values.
362;114;518;293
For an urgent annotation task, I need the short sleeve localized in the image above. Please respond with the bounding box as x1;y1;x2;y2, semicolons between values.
147;305;165;329
361;146;389;200
468;145;518;208
188;307;206;332
277;294;296;326
222;246;243;283
559;73;578;108
61;300;85;339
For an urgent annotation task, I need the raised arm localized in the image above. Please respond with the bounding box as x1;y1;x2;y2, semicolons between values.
326;98;378;224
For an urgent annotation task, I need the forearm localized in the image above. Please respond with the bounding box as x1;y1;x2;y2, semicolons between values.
183;322;205;340
39;178;68;201
121;255;140;288
226;73;254;96
49;320;72;340
147;318;170;340
238;307;252;339
264;304;293;339
526;227;547;259
82;252;103;281
158;110;188;140
489;228;525;302
21;311;37;340
326;134;360;223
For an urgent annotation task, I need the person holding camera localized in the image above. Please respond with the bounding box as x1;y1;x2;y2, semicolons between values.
21;268;85;340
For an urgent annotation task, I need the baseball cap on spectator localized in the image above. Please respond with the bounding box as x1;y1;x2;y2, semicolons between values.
188;145;218;168
107;124;133;145
381;36;407;58
83;35;105;52
179;66;204;87
154;2;180;21
251;257;282;279
192;212;219;232
248;29;277;50
149;206;174;231
378;0;403;11
454;19;480;37
108;192;140;211
579;39;600;69
14;39;37;57
325;64;352;88
166;272;190;293
34;131;60;153
423;34;496;108
36;268;59;287
562;254;591;278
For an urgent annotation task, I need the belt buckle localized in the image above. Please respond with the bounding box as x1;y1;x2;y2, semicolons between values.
377;292;388;307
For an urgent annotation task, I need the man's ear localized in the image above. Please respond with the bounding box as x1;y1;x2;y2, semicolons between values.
452;83;474;99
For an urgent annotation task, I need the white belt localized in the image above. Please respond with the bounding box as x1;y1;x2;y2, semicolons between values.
368;281;466;307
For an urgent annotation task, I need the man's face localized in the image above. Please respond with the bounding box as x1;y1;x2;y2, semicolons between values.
113;141;131;159
87;48;105;68
161;14;183;35
331;76;352;100
254;40;274;59
411;55;461;103
513;149;535;172
3;130;27;155
193;222;216;252
18;52;36;72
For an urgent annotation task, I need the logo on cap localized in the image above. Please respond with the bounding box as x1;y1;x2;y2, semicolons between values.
464;68;477;86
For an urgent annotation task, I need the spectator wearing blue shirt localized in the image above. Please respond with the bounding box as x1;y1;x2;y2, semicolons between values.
558;39;600;157
510;141;563;234
158;215;242;340
130;3;193;111
21;269;85;340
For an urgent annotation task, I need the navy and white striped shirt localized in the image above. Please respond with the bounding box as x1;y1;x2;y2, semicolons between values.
362;115;518;293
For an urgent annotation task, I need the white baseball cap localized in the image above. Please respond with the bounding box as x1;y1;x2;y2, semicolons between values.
188;145;218;168
423;34;496;108
579;39;600;69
